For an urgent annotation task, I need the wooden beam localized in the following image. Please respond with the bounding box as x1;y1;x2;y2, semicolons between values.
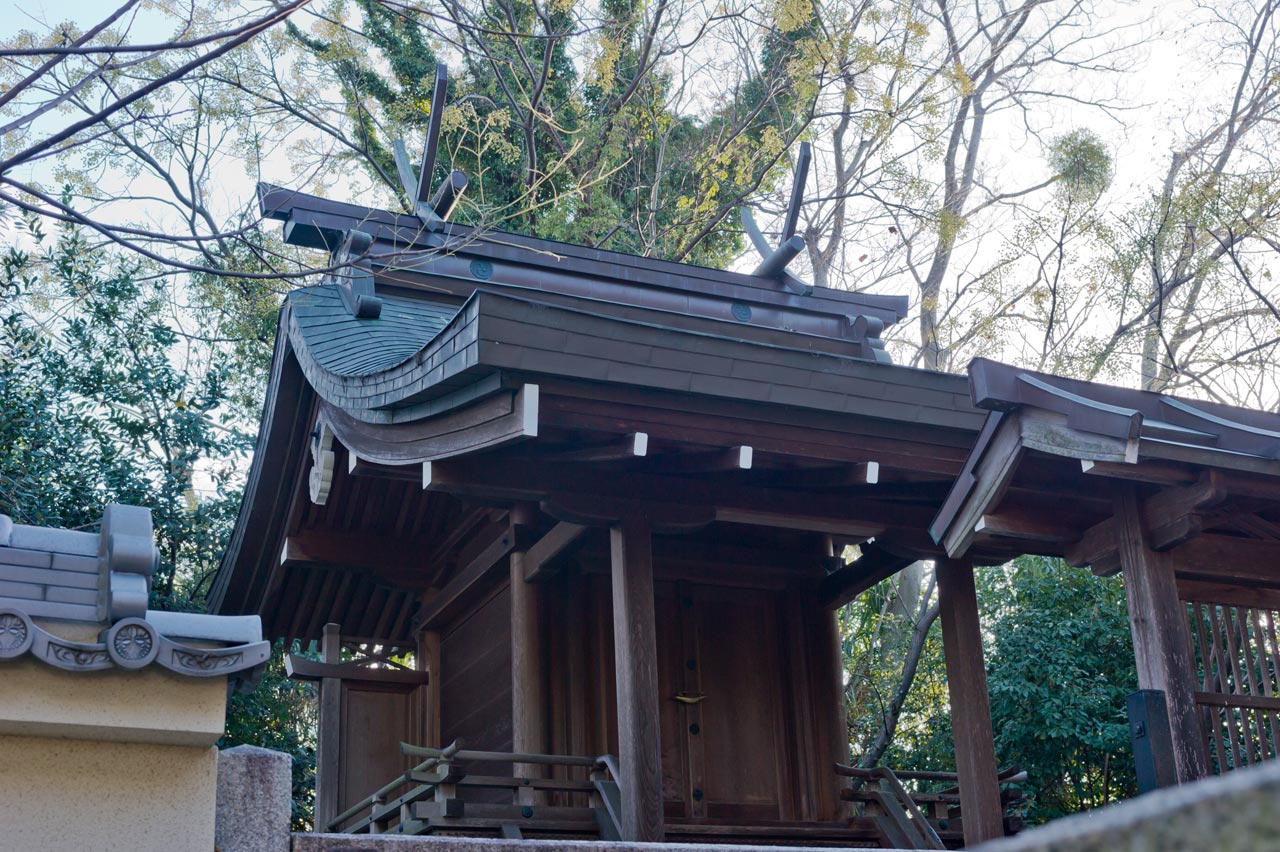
417;630;442;747
974;507;1084;545
1176;579;1280;611
1171;534;1280;586
609;516;664;842
819;542;918;609
418;524;515;629
766;461;880;489
424;456;918;537
281;528;436;580
510;550;546;800
937;413;1024;559
1114;484;1208;784
936;559;1003;846
285;655;431;685
1232;513;1280;540
347;453;420;480
1081;459;1198;486
541;493;716;533
1066;475;1228;570
549;432;648;462
712;506;881;538
523;522;589;582
645;445;753;474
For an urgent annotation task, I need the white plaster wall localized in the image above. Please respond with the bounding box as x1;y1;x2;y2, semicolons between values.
0;657;226;746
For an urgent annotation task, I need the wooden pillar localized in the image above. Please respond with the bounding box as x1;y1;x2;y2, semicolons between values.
1115;484;1208;783
511;550;546;798
417;629;442;748
937;559;1003;847
814;602;850;821
315;622;342;832
609;516;664;842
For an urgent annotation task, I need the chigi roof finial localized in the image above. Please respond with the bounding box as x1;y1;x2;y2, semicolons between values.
392;63;469;231
740;141;813;296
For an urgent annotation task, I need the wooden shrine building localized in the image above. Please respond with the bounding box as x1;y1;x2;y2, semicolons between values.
210;67;1280;851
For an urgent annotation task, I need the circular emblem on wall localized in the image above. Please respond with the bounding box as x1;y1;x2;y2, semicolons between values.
731;301;752;322
0;608;33;658
470;259;494;280
105;617;159;669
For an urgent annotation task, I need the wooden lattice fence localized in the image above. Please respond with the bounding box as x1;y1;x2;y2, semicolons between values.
1187;601;1280;773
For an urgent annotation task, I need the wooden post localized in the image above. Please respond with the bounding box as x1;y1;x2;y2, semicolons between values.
511;550;546;802
937;560;1003;847
609;516;664;842
315;622;342;831
1115;484;1208;783
417;629;442;748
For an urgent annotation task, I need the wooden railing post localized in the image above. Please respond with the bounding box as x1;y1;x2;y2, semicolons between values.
937;559;1004;846
609;515;664;842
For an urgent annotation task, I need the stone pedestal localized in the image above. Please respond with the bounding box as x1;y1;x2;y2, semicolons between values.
216;744;293;852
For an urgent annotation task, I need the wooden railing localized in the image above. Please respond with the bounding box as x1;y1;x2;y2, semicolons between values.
1187;601;1280;774
836;763;1027;849
328;741;622;839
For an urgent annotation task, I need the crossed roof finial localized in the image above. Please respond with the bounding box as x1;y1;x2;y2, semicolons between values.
392;63;469;231
740;141;813;296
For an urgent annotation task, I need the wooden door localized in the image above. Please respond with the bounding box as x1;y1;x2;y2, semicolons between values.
659;583;791;824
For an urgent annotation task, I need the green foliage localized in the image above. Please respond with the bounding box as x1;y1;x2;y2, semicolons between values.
285;0;811;264
845;557;1138;824
0;213;315;826
983;556;1137;822
1;215;247;607
1049;129;1112;201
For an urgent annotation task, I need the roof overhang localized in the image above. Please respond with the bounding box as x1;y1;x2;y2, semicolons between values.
931;358;1280;566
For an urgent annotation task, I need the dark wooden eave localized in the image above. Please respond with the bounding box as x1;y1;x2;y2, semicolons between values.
931;358;1280;569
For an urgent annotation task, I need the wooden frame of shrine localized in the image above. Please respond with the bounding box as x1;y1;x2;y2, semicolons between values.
209;67;1280;850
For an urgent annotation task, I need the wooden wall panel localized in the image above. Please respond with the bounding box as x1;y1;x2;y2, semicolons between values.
337;684;415;819
441;584;514;757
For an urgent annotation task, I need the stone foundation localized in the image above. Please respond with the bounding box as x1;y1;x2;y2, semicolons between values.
292;838;899;852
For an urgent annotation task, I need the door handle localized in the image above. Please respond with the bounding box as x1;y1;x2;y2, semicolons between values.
674;692;706;705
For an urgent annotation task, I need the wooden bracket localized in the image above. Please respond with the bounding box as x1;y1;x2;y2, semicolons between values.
309;419;336;505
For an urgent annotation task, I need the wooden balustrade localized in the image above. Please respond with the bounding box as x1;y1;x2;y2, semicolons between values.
835;763;1026;850
328;741;622;840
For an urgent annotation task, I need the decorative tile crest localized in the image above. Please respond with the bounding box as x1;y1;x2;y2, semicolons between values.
0;605;269;680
